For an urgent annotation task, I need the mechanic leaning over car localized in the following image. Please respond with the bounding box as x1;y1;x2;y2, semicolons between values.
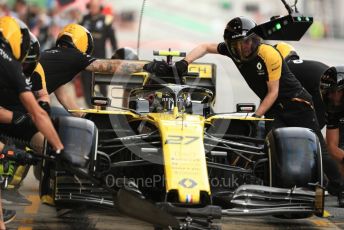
320;66;344;206
143;16;344;207
37;23;144;113
274;42;329;129
36;23;142;204
0;16;64;228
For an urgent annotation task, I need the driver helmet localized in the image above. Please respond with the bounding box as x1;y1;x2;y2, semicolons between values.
0;16;30;62
149;91;174;112
223;16;261;63
22;32;40;77
56;23;94;55
320;66;344;113
274;42;300;62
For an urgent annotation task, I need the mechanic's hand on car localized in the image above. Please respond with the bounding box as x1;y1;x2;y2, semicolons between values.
143;60;172;76
174;59;189;76
251;113;262;118
11;111;34;127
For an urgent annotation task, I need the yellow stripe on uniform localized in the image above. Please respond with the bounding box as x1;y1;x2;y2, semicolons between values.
257;44;282;81
33;62;47;90
275;42;296;59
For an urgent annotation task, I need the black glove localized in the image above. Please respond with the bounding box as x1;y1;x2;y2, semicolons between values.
38;101;51;115
11;111;33;127
174;59;189;76
143;60;172;76
251;113;262;118
1;145;39;165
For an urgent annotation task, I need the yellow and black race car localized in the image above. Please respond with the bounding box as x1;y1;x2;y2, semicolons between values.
44;49;324;230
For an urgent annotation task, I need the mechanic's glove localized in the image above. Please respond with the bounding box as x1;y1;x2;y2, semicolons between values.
38;101;51;115
1;145;39;165
251;113;262;118
11;111;33;127
143;60;172;76
174;59;189;76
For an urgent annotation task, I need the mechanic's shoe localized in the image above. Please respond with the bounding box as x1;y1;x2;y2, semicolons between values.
41;195;55;206
338;191;344;207
2;209;16;224
2;189;31;206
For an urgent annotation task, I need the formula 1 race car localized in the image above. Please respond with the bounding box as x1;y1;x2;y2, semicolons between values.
44;49;324;230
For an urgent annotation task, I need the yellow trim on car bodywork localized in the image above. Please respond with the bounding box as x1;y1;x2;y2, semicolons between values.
206;114;274;123
68;109;140;118
155;50;184;56
148;113;210;204
188;63;213;79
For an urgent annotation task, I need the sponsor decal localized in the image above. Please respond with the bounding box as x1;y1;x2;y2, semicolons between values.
25;77;32;87
292;59;304;64
256;62;265;75
0;48;12;61
256;62;262;70
179;178;197;189
46;49;60;54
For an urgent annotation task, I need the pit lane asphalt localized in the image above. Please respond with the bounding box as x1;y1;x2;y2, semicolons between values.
3;170;344;230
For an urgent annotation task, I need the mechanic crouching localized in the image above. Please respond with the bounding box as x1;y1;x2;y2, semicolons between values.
143;16;344;207
274;43;344;204
320;66;344;206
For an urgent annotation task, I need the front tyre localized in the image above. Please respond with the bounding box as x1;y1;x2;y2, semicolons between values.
266;127;322;218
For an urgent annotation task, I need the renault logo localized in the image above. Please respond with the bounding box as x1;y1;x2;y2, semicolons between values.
257;62;262;70
179;178;197;189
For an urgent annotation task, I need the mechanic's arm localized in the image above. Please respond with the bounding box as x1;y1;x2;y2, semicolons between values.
254;45;282;117
184;43;219;64
326;128;344;162
34;89;50;104
85;59;147;75
0;107;13;124
255;80;279;117
0;192;4;230
54;85;84;117
19;91;63;151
